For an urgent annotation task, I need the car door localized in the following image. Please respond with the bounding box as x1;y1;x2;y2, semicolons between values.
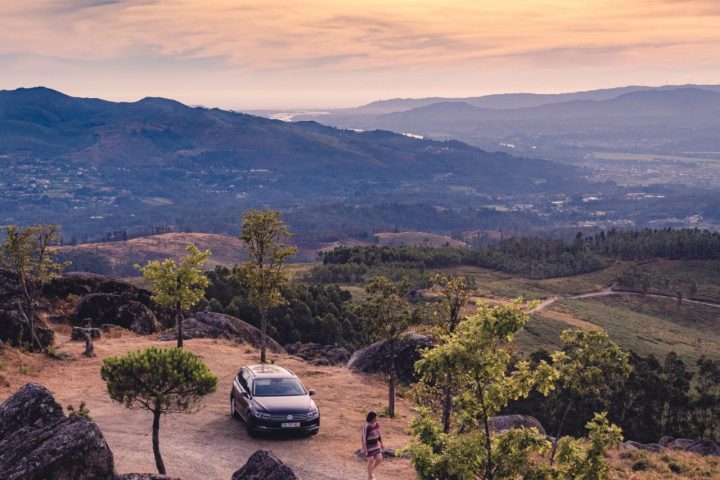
235;368;252;420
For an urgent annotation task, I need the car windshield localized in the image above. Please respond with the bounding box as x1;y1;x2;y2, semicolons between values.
252;377;306;397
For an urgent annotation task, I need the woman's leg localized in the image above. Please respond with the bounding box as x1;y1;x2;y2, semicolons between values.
367;457;374;478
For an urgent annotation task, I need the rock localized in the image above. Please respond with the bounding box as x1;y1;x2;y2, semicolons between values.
621;441;666;453
488;415;547;436
285;342;351;365
0;268;23;301
74;294;162;334
346;333;433;384
0;298;54;349
657;436;720;456
231;449;297;480
0;383;115;480
44;272;110;300
71;326;102;341
159;312;284;353
0;383;64;438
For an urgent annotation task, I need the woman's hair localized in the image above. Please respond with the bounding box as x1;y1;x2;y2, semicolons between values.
366;411;377;423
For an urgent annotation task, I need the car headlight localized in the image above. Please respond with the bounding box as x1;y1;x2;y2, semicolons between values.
253;410;271;420
307;408;319;419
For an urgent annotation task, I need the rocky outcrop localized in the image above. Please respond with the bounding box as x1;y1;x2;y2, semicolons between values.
0;383;115;480
44;272;110;301
346;333;433;384
620;440;666;453
231;450;297;480
0;298;54;349
285;342;351;365
659;437;720;456
74;293;162;334
158;311;284;353
489;415;547;436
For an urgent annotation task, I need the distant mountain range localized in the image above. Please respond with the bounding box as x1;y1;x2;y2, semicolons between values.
0;87;586;237
290;85;720;159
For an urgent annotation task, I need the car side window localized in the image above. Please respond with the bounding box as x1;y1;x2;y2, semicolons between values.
241;369;252;393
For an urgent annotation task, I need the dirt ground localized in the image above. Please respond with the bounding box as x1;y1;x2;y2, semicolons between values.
0;331;419;480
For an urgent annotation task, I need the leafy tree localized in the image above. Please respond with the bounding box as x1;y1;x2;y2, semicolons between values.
429;273;473;433
661;351;692;436
101;347;218;474
356;276;417;418
0;224;67;351
236;210;297;363
405;301;558;480
693;356;720;441
554;412;624;480
549;329;631;464
136;244;211;348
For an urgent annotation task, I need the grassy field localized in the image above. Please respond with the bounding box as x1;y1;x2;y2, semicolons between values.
549;295;720;364
620;260;720;303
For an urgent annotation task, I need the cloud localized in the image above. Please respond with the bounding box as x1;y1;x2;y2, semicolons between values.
0;1;719;107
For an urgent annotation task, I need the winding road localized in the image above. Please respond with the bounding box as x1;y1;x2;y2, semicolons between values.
530;285;720;314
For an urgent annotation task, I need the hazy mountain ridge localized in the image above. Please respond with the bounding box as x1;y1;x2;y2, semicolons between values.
289;85;720;161
0;87;590;238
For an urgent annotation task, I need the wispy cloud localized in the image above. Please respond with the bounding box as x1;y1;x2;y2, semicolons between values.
0;0;719;108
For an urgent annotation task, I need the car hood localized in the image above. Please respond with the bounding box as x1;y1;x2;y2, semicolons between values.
252;395;316;413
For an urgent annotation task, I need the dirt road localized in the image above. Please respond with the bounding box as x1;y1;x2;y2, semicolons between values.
0;332;418;480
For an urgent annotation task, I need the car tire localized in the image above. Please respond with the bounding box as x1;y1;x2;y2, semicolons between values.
245;416;257;437
230;396;240;419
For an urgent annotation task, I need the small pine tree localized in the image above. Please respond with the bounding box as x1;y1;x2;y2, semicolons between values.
101;347;217;474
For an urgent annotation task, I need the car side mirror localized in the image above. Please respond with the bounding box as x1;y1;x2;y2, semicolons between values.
241;391;249;398
308;389;316;396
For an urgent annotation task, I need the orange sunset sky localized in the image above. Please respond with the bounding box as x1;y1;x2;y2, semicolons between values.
1;0;719;109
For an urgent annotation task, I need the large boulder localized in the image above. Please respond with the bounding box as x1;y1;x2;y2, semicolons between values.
159;311;284;353
231;450;297;480
346;333;433;384
0;383;64;438
74;293;162;334
488;415;547;436
0;268;23;301
0;383;115;480
620;441;666;453
0;299;54;349
43;272;110;301
661;437;720;456
285;342;351;365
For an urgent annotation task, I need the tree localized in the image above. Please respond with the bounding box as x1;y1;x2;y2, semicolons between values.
136;244;211;348
406;301;558;480
662;351;692;436
236;210;297;363
101;347;217;474
549;328;631;464
693;356;720;441
0;224;67;351
356;276;417;418
430;273;473;433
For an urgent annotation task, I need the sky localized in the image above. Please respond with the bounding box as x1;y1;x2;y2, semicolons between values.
1;0;719;109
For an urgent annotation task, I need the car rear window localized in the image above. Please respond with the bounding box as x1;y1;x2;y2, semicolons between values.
252;378;306;396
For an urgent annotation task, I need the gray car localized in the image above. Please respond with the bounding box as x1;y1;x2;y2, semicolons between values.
230;364;320;436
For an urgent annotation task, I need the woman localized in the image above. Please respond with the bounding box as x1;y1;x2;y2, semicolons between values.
362;411;384;480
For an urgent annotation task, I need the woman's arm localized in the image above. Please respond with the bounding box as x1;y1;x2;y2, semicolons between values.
361;424;368;453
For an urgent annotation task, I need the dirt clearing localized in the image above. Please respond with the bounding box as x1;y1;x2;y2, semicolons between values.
0;332;418;480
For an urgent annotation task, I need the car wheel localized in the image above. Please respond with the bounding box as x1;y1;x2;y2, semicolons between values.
245;417;257;437
230;397;240;419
